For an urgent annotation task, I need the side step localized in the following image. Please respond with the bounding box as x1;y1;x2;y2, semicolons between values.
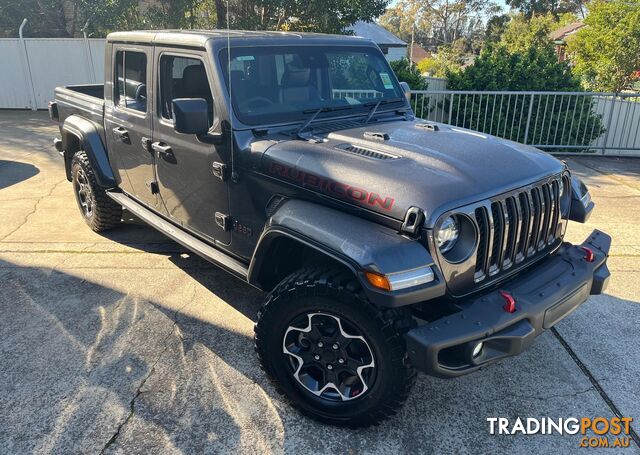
107;191;249;280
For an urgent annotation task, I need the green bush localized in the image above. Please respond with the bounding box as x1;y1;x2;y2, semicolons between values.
439;45;605;151
389;58;428;90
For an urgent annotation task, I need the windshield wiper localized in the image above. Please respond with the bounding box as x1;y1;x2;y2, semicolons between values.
362;97;406;124
363;99;382;124
296;105;352;139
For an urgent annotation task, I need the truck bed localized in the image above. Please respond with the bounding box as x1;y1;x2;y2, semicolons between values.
54;84;106;143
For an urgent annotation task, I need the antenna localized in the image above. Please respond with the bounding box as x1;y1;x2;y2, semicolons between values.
226;0;235;181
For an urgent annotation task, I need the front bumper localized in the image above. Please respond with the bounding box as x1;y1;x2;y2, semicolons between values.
405;229;611;378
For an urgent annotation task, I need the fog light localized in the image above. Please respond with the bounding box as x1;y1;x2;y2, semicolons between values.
472;342;484;358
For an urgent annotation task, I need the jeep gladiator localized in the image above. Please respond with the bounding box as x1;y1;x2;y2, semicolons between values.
50;30;611;427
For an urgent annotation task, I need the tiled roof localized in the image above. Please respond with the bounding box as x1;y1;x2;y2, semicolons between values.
549;21;585;41
347;21;407;46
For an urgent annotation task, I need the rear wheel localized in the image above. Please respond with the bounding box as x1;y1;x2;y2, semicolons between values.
255;267;416;427
71;151;122;232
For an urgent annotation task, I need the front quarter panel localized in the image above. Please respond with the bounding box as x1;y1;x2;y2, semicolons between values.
249;199;445;307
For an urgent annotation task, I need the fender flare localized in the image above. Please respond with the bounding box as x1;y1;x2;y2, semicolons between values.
61;115;116;187
248;199;445;307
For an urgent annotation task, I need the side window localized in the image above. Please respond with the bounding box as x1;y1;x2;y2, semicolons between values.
159;55;213;126
114;50;148;112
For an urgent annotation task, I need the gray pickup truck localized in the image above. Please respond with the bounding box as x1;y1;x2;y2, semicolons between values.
50;30;611;427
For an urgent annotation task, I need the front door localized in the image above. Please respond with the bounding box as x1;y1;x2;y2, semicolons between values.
152;49;231;244
104;46;157;208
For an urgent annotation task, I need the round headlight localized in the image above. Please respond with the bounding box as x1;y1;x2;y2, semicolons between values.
436;216;459;253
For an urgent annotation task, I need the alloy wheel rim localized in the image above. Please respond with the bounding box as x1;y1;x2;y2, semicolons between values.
282;312;376;402
75;167;93;218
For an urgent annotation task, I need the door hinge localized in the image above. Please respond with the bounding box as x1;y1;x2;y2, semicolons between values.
146;181;159;194
212;162;228;181
215;212;231;231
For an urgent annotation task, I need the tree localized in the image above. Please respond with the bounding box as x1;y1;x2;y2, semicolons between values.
484;13;509;45
379;0;501;50
0;0;387;37
390;58;429;89
417;44;465;77
500;12;575;54
199;0;387;34
568;0;640;92
505;0;585;20
445;44;603;148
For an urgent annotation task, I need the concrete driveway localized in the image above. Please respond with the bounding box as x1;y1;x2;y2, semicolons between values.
1;111;639;454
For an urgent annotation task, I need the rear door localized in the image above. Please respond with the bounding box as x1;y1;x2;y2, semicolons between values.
104;46;158;208
152;49;231;244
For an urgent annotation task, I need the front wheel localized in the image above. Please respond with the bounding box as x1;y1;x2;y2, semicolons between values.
255;267;416;427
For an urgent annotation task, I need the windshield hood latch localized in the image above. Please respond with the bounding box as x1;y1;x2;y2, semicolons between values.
401;206;425;236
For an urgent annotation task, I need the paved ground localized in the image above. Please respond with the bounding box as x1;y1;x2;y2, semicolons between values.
1;110;639;454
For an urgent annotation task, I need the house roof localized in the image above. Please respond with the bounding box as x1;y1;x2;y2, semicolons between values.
347;21;407;47
408;43;430;63
549;21;585;41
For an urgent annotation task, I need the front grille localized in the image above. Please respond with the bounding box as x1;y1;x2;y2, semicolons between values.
472;177;563;283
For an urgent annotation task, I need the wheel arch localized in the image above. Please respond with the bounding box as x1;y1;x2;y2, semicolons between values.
248;228;357;292
61;115;116;188
248;199;444;307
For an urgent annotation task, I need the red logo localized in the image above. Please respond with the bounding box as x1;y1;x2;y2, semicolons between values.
268;162;395;211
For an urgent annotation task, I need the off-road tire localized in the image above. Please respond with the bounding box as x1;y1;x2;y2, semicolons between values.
71;151;122;232
255;266;416;427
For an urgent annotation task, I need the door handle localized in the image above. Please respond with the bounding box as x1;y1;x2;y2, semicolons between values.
112;127;130;142
152;142;172;155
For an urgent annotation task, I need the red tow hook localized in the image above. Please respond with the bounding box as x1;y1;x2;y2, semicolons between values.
499;290;517;313
580;246;595;263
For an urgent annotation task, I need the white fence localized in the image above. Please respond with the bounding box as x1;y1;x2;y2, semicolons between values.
0;38;105;109
410;90;640;156
424;76;447;91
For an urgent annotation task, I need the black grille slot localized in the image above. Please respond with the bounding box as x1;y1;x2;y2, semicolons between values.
474;207;489;279
334;143;398;160
473;177;563;284
503;197;517;268
489;202;504;273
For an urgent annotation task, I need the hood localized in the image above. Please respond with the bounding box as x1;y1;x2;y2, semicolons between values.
258;120;565;226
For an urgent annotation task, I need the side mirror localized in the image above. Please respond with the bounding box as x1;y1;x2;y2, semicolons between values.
569;176;595;223
399;81;411;102
172;98;209;135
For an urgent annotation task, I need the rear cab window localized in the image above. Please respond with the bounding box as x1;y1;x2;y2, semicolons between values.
114;50;148;112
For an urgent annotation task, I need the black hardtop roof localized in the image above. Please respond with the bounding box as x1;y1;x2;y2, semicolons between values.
106;29;373;48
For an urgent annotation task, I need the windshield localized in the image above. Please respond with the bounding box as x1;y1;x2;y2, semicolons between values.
219;45;406;126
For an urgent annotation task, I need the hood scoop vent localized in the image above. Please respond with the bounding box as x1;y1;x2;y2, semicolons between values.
334;143;399;160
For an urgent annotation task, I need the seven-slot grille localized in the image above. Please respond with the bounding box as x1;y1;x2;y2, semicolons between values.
473;177;564;283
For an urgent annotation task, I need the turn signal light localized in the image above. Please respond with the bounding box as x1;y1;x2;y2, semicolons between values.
499;290;516;313
364;271;392;291
580;246;595;263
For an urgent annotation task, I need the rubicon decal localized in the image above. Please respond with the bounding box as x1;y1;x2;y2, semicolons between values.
267;162;395;211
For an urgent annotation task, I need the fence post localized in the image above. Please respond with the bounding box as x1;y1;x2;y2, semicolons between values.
601;94;618;155
18;19;38;110
523;93;534;144
81;21;96;83
448;93;454;124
